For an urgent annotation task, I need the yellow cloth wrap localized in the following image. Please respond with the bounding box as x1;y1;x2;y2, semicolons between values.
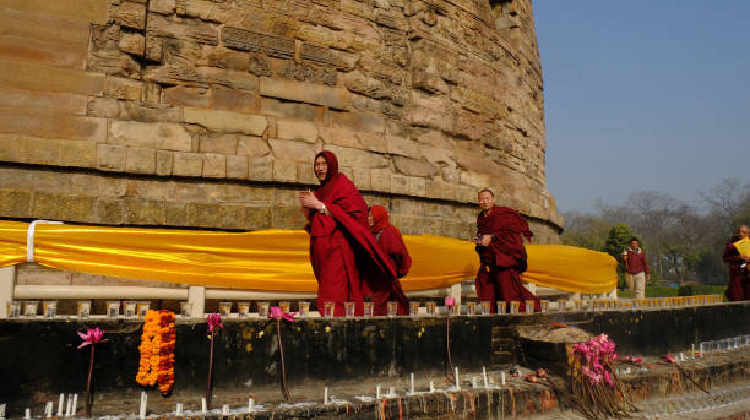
734;238;750;258
0;220;617;293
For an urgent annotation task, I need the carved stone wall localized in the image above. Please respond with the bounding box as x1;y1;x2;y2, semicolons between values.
0;0;562;288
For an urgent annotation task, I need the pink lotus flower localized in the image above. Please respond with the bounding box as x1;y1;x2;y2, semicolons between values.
77;328;105;349
445;297;456;307
207;312;223;334
663;354;676;364
269;306;296;323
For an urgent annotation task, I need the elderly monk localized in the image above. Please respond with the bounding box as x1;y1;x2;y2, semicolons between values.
474;188;540;313
299;151;406;316
724;224;750;301
368;205;411;315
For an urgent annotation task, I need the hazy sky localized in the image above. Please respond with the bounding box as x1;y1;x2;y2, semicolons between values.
533;0;750;213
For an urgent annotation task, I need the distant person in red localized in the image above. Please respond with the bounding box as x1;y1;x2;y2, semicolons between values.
622;238;650;300
474;188;540;313
723;224;750;301
299;151;406;316
369;205;411;315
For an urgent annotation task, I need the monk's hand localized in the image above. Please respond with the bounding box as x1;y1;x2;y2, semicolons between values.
480;235;492;246
299;191;322;210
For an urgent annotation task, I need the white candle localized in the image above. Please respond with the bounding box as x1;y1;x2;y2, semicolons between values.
429;381;435;393
72;394;77;415
65;394;72;416
58;394;64;416
139;391;147;420
471;377;478;388
201;398;207;414
324;387;328;405
175;403;183;416
389;386;395;397
410;373;414;394
222;404;229;415
501;371;506;386
25;408;30;419
692;344;696;359
376;385;381;399
46;401;53;418
454;367;460;389
248;398;255;412
482;367;488;388
680;352;685;362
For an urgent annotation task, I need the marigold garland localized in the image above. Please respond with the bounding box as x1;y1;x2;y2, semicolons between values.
136;310;175;395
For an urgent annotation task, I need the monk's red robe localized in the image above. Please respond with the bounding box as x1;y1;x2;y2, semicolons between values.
475;205;540;313
723;240;749;301
306;151;404;316
369;205;411;315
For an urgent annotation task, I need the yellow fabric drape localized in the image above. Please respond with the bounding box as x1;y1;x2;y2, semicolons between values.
0;220;617;293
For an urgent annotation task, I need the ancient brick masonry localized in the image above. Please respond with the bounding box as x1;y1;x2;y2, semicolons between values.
0;0;562;254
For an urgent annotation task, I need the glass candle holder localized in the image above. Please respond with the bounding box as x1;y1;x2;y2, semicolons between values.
6;301;21;318
257;301;270;317
218;301;232;317
409;302;420;317
324;301;335;318
450;304;460;316
279;301;290;313
137;301;150;317
237;302;250;317
123;301;137;317
540;300;550;312
524;301;534;314
298;301;310;317
558;299;567;312
574;300;583;312
77;300;91;318
106;300;120;318
497;301;507;315
425;301;436;316
509;301;520;314
43;300;57;318
386;301;398;317
179;301;192;317
345;301;356;317
363;302;374;317
480;301;491;315
466;302;477;316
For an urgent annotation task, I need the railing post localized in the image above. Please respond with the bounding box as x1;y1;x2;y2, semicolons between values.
0;266;17;318
449;283;462;308
568;292;581;301
188;285;205;318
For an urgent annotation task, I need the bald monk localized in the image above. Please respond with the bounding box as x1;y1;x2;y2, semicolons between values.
369;205;411;315
474;188;540;313
299;151;407;316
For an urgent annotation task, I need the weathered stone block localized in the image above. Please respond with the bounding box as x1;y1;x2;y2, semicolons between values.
119;102;182;123
183;108;267;135
97;198;124;225
268;138;317;163
125;147;156;174
59;194;96;222
351;167;371;190
386;134;419;158
275;120;318;143
109;120;192;151
147;14;219;45
226;155;249;179
271;206;305;229
318;126;362;149
297;163;316;185
186;202;220;227
0;61;104;96
119;32;146;56
105;76;142;100
110;1;147;30
58;140;96;168
219;204;245;230
87;98;120;118
123;197;164;225
391;174;408;195
0;112;106;142
272;159;298;182
237;135;270;157
0;87;87;117
202;153;226;178
260;77;350;109
392;156;437;178
164;202;187;226
248;157;273;181
150;0;176;14
97;144;127;172
172;152;203;176
369;168;391;193
199;133;237;154
155;150;174;176
324;145;389;168
244;206;271;230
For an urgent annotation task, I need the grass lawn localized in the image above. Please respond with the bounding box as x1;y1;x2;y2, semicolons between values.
617;284;726;298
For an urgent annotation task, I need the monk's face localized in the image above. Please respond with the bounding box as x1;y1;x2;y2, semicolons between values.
314;156;328;182
630;240;638;250
478;191;494;211
738;225;750;239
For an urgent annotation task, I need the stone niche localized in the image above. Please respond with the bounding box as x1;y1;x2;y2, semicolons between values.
0;0;562;283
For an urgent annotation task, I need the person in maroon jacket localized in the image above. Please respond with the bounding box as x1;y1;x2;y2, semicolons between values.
622;238;650;300
474;189;540;313
723;225;750;301
368;205;411;315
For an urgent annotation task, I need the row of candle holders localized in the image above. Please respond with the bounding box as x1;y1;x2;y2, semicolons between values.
699;335;750;354
5;295;727;318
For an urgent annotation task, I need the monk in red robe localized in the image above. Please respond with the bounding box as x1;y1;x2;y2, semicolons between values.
724;225;750;301
369;205;411;315
299;151;407;316
474;189;540;313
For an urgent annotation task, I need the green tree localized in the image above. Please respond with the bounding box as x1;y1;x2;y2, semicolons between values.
604;224;637;289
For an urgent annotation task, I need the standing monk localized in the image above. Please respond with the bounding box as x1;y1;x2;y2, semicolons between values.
369;205;411;315
622;238;650;300
724;225;750;301
474;189;540;313
299;151;406;316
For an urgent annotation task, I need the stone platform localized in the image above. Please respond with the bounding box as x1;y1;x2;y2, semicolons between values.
2;302;750;418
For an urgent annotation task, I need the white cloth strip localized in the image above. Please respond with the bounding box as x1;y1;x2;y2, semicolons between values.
26;220;63;263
